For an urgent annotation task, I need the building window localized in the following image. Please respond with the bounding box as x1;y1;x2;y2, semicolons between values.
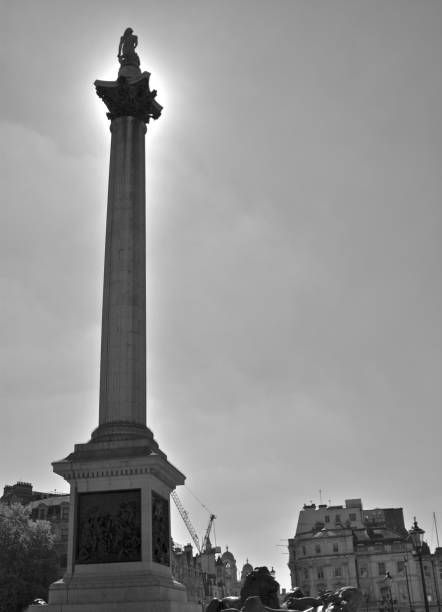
325;515;330;523
61;505;69;520
334;567;342;577
317;567;324;579
378;562;386;576
38;506;46;520
303;568;309;580
360;566;368;577
335;515;341;524
397;560;405;573
349;513;356;521
61;528;68;542
315;545;321;554
302;546;306;556
333;543;339;553
380;587;390;600
424;565;431;577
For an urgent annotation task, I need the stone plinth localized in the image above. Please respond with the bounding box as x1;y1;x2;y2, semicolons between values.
40;443;199;611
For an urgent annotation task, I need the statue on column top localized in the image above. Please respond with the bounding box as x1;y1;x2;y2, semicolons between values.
95;26;163;123
118;28;140;67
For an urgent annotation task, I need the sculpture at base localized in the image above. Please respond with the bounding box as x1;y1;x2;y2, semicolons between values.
207;585;363;612
281;587;324;610
282;587;362;612
207;598;241;612
241;567;280;608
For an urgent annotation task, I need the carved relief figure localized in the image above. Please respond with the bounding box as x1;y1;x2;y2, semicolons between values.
152;491;170;565
77;506;97;561
115;501;141;560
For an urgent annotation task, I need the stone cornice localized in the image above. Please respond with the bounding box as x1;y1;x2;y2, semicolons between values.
52;451;185;489
94;73;162;124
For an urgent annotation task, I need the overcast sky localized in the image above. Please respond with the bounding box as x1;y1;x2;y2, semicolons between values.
1;0;442;590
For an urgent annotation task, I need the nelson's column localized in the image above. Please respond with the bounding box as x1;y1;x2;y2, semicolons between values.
38;29;200;612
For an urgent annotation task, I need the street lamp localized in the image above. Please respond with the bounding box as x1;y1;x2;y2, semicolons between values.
402;556;414;612
364;592;370;612
430;558;442;612
409;518;430;612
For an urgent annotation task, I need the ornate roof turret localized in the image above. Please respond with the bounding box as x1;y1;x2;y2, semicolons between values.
221;546;235;562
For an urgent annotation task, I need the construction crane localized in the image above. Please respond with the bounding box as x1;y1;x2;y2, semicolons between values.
201;512;216;553
170;490;217;555
171;490;202;553
171;490;220;600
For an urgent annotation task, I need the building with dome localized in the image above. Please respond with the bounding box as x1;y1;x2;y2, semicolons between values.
212;547;241;598
241;559;254;586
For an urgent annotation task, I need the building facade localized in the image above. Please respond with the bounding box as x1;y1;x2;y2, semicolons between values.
1;481;64;505
27;494;71;572
171;542;243;604
214;548;241;598
1;482;69;575
171;542;205;605
288;499;442;612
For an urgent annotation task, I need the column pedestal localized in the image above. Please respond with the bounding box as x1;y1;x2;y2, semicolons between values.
35;440;199;611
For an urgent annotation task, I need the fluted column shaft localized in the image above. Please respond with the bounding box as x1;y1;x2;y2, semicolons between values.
99;115;147;426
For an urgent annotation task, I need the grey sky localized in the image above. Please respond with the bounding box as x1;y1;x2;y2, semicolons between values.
1;0;442;588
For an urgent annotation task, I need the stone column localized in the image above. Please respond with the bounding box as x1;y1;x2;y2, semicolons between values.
98;115;147;428
91;45;163;444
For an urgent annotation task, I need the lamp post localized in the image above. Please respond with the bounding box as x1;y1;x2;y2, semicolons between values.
403;556;414;612
364;592;370;612
409;518;430;612
430;558;441;612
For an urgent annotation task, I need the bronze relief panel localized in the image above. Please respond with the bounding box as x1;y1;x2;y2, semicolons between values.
76;489;141;564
